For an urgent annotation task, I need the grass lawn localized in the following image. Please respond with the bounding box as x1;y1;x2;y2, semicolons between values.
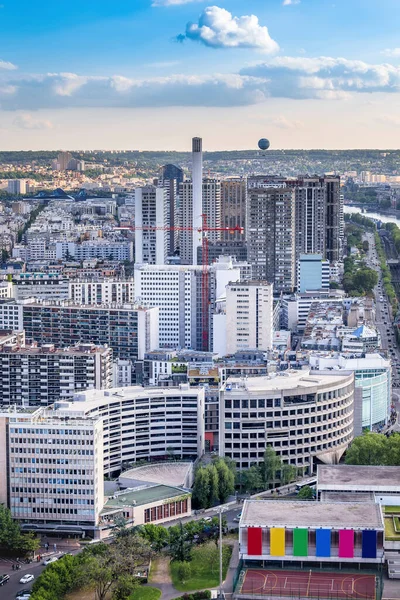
129;587;162;600
384;517;400;541
384;506;400;513
170;542;232;592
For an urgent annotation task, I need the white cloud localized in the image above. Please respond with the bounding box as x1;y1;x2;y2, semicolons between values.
382;48;400;58
153;0;205;5
241;56;400;98
0;55;399;111
271;115;304;129
283;0;300;5
0;59;17;70
13;113;53;130
181;6;279;53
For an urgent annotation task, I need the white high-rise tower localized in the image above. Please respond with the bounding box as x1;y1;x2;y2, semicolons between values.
192;137;203;265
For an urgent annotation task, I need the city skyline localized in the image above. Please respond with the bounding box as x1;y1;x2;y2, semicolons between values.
1;0;400;149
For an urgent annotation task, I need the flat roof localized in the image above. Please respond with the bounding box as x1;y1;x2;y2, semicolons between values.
318;465;400;490
223;369;353;392
104;484;187;509
241;500;383;530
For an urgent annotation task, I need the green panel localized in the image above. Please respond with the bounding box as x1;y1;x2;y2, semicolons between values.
293;528;308;556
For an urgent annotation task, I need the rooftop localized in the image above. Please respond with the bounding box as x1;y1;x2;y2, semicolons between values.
241;499;383;530
222;369;353;393
119;462;193;488
317;465;400;490
104;484;188;509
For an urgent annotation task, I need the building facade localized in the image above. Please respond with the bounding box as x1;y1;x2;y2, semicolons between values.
13;272;70;300
135;185;169;265
247;180;296;292
221;178;247;241
69;279;135;305
225;281;274;354
0;342;113;407
22;300;159;362
219;369;354;471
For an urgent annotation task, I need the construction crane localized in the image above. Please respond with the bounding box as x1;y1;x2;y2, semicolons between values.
115;216;243;350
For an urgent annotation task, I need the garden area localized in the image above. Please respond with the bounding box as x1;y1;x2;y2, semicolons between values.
170;542;232;592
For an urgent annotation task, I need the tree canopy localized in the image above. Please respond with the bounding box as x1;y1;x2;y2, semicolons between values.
345;432;400;466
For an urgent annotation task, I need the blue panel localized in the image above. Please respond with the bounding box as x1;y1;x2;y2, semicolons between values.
362;530;377;559
316;529;331;557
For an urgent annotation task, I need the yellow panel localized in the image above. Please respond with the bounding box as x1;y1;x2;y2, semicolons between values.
270;527;285;556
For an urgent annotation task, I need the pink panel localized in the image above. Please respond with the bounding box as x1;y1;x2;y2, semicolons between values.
339;529;354;558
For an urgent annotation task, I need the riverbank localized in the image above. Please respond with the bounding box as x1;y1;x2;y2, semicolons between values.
344;205;400;227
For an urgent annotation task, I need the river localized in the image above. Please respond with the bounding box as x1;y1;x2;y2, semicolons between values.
344;205;400;227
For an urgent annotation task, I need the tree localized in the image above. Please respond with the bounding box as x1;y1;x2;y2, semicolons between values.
0;505;39;555
214;459;235;503
169;522;192;563
80;534;152;600
208;465;220;506
345;432;389;465
192;467;210;509
260;447;281;488
241;465;263;493
112;575;140;600
297;485;314;500
280;463;297;486
175;561;192;584
139;523;169;551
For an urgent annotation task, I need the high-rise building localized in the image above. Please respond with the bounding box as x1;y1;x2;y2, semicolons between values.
156;177;179;255
192;137;203;265
0;342;113;407
8;180;26;195
221;178;246;240
134;185;169;264
325;176;342;262
22;300;159;363
52;151;85;172
180;178;222;264
225;281;274;354
134;258;245;350
161;164;184;185
292;176;327;261
247;180;296;292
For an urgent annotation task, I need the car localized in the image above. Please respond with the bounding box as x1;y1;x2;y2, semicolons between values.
16;594;31;600
19;574;34;584
42;556;58;566
233;512;243;522
0;574;10;585
15;590;31;598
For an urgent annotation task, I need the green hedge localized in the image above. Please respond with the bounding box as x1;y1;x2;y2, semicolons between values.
172;592;212;600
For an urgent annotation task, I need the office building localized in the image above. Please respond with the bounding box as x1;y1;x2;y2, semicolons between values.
13;272;70;301
134;258;242;350
160;165;183;256
22;300;159;363
221;178;246;241
1;409;104;537
309;353;391;434
161;164;184;185
225;281;274;354
135;185;169;264
325;176;342;262
69;279;135;305
8;180;27;195
0;342;113;407
298;254;330;293
219;369;354;471
239;499;384;566
247;180;296;292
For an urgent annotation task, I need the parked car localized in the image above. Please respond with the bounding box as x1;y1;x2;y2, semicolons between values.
19;574;34;584
42;556;58;566
0;574;10;586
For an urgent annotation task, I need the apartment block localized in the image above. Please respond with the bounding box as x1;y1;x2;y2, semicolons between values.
69;279;135;305
135;185;169;264
0;342;113;407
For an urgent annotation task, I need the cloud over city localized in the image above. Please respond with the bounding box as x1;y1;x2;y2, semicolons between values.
179;6;279;52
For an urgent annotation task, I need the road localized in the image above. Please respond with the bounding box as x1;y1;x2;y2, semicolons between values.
364;231;400;387
1;560;45;600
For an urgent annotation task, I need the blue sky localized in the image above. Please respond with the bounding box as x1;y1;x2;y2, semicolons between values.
1;0;400;149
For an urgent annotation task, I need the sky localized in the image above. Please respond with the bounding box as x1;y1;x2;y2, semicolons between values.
1;0;400;150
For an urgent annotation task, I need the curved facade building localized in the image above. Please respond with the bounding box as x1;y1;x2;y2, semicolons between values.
219;369;354;473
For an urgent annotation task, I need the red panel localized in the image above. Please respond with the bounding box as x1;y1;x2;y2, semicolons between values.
247;527;262;555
